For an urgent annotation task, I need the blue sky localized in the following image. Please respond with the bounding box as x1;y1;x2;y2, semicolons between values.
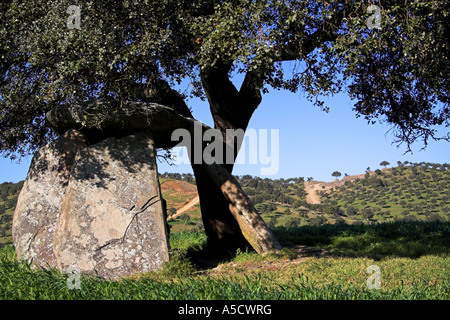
1;81;449;183
159;87;448;181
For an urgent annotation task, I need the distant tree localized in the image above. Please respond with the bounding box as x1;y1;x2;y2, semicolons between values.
182;173;194;183
345;206;358;217
427;213;442;222
298;210;309;219
287;218;302;228
267;202;277;212
377;199;387;207
380;161;390;168
292;200;304;208
370;177;385;188
1;214;12;224
267;216;279;229
168;207;177;216
179;213;191;224
331;171;342;179
310;215;327;226
361;208;374;220
322;205;336;216
5;198;17;209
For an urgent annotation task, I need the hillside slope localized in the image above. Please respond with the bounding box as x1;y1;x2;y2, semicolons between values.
1;162;448;245
0;181;23;247
304;172;376;204
318;163;449;223
159;179;202;232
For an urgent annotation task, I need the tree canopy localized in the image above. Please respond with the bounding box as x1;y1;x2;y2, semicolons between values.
380;161;390;167
332;171;342;178
1;0;449;159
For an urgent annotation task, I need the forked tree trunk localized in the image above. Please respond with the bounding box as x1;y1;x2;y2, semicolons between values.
192;165;251;255
190;63;277;256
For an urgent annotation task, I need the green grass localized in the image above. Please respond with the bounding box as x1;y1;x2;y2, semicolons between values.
1;168;449;300
1;247;448;300
273;220;450;258
1;221;449;300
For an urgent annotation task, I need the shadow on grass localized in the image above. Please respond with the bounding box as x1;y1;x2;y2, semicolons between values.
171;221;450;271
272;220;450;260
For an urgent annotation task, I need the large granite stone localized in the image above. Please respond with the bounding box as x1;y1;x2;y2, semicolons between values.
12;130;88;267
13;130;170;279
53;131;170;279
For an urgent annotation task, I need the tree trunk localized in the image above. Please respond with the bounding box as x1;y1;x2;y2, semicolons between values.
202;163;282;254
191;162;282;255
190;63;269;256
192;164;251;255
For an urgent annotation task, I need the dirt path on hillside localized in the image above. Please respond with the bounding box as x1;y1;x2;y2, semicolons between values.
304;182;324;205
304;172;376;205
167;196;200;220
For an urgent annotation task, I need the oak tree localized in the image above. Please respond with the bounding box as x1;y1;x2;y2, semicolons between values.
1;0;449;254
380;161;390;168
332;171;342;179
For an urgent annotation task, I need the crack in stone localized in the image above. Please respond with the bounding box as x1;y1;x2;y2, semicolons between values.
26;224;46;253
95;195;160;252
122;195;160;242
95;238;122;252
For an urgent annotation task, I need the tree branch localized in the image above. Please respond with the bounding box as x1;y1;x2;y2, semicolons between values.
239;5;347;101
278;6;346;62
128;79;193;118
200;61;255;131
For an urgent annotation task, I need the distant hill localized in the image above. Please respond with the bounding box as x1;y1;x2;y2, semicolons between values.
317;162;450;224
159;179;202;233
160;179;198;210
231;162;448;228
1;162;449;246
304;171;377;205
0;181;23;247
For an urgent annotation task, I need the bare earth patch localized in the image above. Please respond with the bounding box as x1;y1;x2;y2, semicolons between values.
206;244;330;276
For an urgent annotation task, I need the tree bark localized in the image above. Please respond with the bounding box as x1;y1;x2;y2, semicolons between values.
190;62;267;255
199;163;282;254
192;164;251;255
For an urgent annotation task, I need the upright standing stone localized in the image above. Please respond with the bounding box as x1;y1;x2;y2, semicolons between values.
12;130;88;267
53;131;170;279
13;129;170;279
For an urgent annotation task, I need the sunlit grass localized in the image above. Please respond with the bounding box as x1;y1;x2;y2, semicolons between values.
1;221;449;300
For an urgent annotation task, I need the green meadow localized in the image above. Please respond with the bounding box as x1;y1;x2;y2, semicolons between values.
1;221;449;300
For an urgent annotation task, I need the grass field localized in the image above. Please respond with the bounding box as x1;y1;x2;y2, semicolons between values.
1;221;449;300
1;164;448;300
